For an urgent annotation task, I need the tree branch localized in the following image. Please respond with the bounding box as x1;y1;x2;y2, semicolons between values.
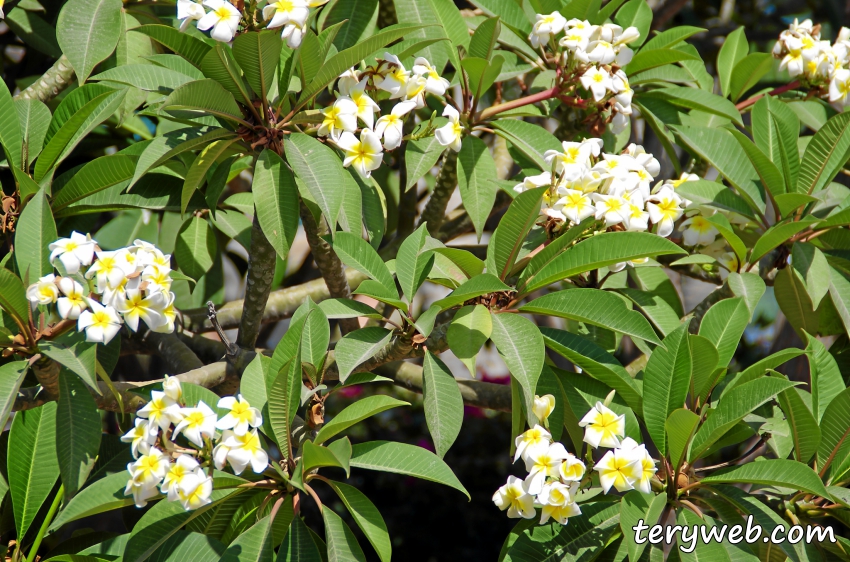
236;215;278;350
141;331;204;374
688;281;733;334
299;203;359;334
14;55;75;103
418;151;458;236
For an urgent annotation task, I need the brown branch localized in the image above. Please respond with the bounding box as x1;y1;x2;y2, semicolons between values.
14;55;75;103
688;281;733;334
417;151;459;236
735;81;801;111
141;331;204;374
31;355;60;400
237;215;278;350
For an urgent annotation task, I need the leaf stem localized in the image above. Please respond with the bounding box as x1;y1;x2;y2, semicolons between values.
735;81;801;111
26;484;64;562
476;86;559;122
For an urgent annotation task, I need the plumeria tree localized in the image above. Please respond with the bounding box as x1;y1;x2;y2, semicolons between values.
0;0;850;559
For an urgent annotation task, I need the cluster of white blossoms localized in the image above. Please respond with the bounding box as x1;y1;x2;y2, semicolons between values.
176;0;328;46
317;54;456;178
529;14;639;133
493;398;659;525
579;401;658;495
25;234;177;345
121;377;268;511
771;19;850;110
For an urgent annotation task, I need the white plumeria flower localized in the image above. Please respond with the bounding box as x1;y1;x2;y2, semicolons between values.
647;186;684;237
514;424;551;463
346;78;380;129
624;143;660;177
118;289;167;332
213;431;233;470
376;53;410;98
56;277;88;319
162;374;183;402
578;401;625;449
610;110;630;135
178;469;214;510
492;475;536;519
412;57;450;96
532;394;556;427
524;442;570;495
197;0;240;42
49;232;96;275
318;97;358;140
679;215;719;246
779;37;806;77
404;74;428;108
161;454;201;501
142;265;173;295
77;300;123;344
557;189;595;224
594;153;639;178
558;453;586;482
26;274;58;305
216;394;263;436
618;437;658;494
137;390;182;431
579;66;613;101
132;240;165;268
434;105;463;152
337;130;384;178
86;250;135;291
173;401;218;448
177;0;205;31
223;429;269;474
593;194;629;227
101;276;133;309
623;201;649;232
538;482;581;525
830;69;850;108
128;447;169;488
337;68;361;97
513;171;552;195
544;141;595;175
281;21;307;48
120;418;158;459
307;0;329;5
594;448;642;493
374;100;417;150
124;479;160;508
263;0;309;30
152;292;177;334
529;12;567;49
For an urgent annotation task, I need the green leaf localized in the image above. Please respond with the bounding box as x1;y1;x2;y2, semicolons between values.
15;188;57;283
752;95;800;194
34;89;128;183
689;377;796;461
490;312;545;424
175;216;217;281
727;271;766;316
232;31;282;99
487;186;544;280
750;219;816;264
432;273;511;311
56;370;101;499
642;322;692;455
317;299;382;320
722;348;806;397
201;43;253;108
645;88;745;126
9;403;59;540
40;332;99;392
302;441;348;474
15;98;51;168
129;127;235;189
325;481;391;562
775;266;819;339
666;409;700;470
4;9;62;58
807;336;844;424
428;0;470;52
520;231;684;294
796;111;850;195
468;0;530;34
0;362;27;444
91;64;195;92
818;387;850;482
56;0;122;83
350;441;469;498
623;48;699;75
617;288;680;336
422;351;464;458
52;154;137;210
0;268;29;330
703;214;747;266
220;514;274;562
729;129;786;199
321;0;377;50
775;193;818;217
285;133;346;229
446;305;492;377
716;27;747;98
521;289;663;346
468;17;500;60
133;25;212;68
689;334;720;403
181;138;239;213
697;297;750;369
729;53;774;103
700;459;829;497
50;472;136;531
614;0;651;46
269;350;302;459
641;25;706;50
777;386;820;464
160;79;244;123
540;328;642;413
620;491;667;562
404;135;445;190
0;78;22;171
491;119;561;170
278;517;324;562
456;135;499;239
323;507;367;562
330;233;395;292
253;149;300;261
298;23;428;105
315;395;408;446
334;327;394;383
829;265;850;337
396;224;435;302
670;124;765;213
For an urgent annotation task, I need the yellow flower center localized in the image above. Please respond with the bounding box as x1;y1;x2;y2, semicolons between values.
137;455;163;479
214;5;231;18
91;310;114;329
275;0;294;11
655;199;679;220
604;199;623;212
689;216;712;233
65;241;78;251
592;73;604;83
231;402;253;423
184;411;206;428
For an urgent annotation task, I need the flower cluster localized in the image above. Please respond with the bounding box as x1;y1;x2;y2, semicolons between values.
529;14;639;133
177;0;329;46
493;394;586;525
493;398;659;525
121;377;268;511
318;54;456;178
579;401;657;494
772;19;850;110
25;234;177;345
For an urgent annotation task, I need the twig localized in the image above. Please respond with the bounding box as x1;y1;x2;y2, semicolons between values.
14;55;75;103
735;81;802;111
236;215;278;349
141;330;204;374
418;151;459;236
